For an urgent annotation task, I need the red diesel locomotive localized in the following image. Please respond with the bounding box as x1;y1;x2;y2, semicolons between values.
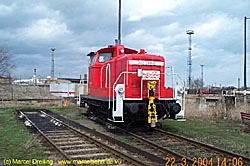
81;44;182;127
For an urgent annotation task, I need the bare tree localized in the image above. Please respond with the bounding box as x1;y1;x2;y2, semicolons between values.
0;47;15;77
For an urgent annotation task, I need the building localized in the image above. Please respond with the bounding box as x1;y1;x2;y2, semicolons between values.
0;76;12;84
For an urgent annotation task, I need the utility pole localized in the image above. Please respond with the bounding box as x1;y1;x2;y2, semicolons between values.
238;78;240;89
200;64;204;89
33;68;37;85
51;48;56;79
117;0;122;44
244;17;250;90
186;30;194;89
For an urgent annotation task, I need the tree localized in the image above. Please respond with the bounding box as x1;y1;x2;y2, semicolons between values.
0;47;15;77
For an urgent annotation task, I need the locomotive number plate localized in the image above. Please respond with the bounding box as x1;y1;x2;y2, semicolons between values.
142;70;160;80
129;60;164;66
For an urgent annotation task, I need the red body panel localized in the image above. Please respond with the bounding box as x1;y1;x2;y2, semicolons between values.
88;45;173;99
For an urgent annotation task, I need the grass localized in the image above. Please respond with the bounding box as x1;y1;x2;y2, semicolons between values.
115;136;131;144
0;105;84;165
48;105;250;158
0;108;46;162
1;102;249;164
29;105;250;158
49;106;87;121
162;118;250;157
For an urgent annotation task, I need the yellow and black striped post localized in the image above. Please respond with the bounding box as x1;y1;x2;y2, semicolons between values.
147;81;158;127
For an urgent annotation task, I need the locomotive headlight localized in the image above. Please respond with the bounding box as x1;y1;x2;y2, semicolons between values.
118;87;124;94
120;49;124;53
137;69;142;77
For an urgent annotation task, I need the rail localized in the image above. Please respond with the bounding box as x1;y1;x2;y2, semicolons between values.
154;128;250;160
112;126;250;166
17;109;166;165
17;110;72;162
115;126;194;165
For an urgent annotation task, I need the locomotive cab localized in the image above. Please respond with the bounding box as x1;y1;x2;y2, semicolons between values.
81;44;183;127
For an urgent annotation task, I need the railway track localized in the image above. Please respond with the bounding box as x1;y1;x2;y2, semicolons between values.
17;109;250;166
17;109;166;166
113;126;250;166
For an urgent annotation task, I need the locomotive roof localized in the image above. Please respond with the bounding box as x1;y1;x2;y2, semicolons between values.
87;45;138;56
98;45;138;54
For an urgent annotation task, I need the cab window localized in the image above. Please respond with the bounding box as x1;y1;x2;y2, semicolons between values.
98;52;112;62
89;54;96;66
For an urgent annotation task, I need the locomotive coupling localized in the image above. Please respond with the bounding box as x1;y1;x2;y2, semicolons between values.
147;81;158;127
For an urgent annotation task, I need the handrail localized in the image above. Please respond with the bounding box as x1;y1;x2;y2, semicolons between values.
110;68;184;114
165;66;174;97
112;72;136;113
106;64;111;109
100;63;110;88
101;63;111;108
100;65;106;88
105;64;110;88
100;65;105;88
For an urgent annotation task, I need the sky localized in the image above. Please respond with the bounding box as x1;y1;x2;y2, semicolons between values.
0;0;250;87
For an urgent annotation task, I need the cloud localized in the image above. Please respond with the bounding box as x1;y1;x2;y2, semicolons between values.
0;0;249;86
20;18;71;41
124;0;183;21
195;13;241;40
0;3;16;16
